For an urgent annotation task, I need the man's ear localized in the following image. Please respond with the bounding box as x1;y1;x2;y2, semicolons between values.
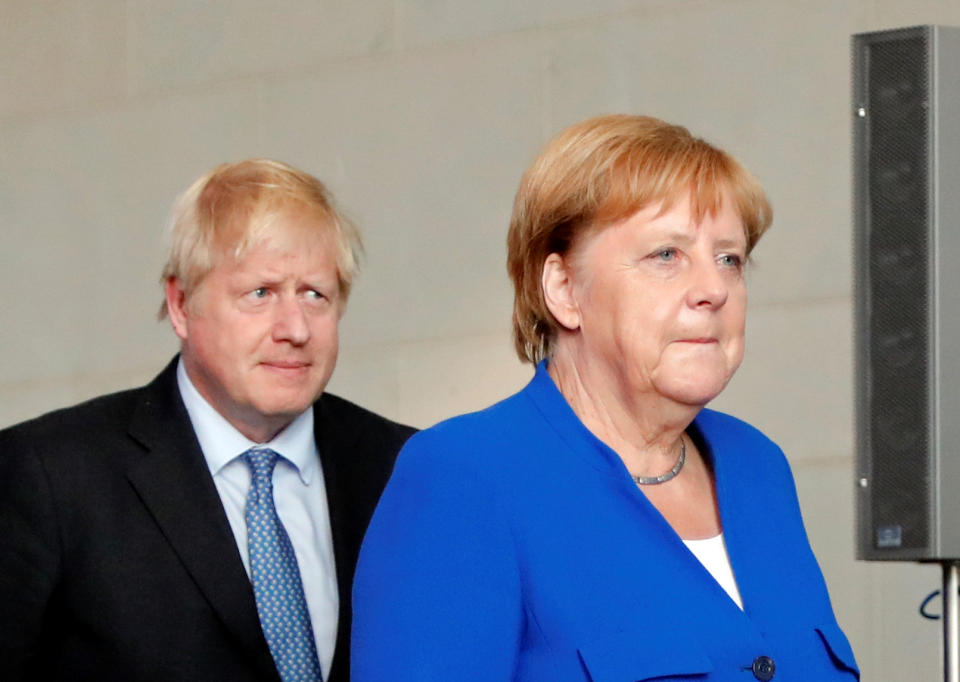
541;253;582;331
165;277;190;341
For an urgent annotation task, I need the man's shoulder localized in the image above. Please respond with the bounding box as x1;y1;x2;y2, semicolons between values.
1;384;146;444
315;392;416;443
312;393;416;490
316;393;417;437
0;359;177;453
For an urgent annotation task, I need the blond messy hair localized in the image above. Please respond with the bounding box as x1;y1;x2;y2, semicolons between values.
506;114;773;364
158;158;362;318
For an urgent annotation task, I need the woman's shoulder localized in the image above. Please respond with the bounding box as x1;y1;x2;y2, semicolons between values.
394;386;541;475
694;408;793;481
695;408;782;451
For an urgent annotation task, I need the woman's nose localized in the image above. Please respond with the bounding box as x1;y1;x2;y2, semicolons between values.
686;260;729;309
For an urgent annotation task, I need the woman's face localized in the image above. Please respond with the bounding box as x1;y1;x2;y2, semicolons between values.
560;194;748;408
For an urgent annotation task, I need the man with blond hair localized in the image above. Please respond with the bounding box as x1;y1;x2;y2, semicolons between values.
0;159;414;682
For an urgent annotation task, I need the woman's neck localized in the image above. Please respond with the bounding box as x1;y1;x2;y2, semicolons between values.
546;348;701;477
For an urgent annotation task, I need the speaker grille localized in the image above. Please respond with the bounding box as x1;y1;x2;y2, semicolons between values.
863;33;931;552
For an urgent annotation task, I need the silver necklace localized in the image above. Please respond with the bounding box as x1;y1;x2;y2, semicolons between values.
632;435;686;486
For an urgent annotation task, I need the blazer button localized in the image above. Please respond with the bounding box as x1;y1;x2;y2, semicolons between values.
752;655;776;681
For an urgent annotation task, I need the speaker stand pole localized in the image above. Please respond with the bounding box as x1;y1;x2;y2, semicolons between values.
944;562;960;682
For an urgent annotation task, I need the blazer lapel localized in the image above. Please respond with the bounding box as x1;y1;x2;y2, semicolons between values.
125;359;279;681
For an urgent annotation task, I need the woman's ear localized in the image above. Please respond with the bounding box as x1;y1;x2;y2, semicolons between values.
541;253;582;331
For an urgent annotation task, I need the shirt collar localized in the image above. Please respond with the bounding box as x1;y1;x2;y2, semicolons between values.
176;358;318;484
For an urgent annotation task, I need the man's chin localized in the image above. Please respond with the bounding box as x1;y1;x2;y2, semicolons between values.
254;390;322;419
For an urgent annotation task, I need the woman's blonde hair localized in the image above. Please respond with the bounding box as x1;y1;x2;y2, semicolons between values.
507;114;772;364
158;158;362;318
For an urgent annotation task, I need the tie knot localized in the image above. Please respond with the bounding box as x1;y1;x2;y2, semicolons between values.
243;447;280;479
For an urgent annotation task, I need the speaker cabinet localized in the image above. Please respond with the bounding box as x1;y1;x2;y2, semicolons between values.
855;25;960;561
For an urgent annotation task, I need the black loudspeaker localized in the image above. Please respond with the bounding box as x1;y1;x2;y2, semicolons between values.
855;25;960;561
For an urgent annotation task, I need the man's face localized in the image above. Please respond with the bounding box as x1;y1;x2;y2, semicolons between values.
167;208;343;442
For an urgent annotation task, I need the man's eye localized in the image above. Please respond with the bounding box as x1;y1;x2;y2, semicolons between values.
250;287;268;298
654;248;677;261
305;289;326;300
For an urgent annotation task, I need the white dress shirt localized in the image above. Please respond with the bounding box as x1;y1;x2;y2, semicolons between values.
177;360;338;679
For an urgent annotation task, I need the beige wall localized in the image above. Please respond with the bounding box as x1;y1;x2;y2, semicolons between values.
2;1;957;678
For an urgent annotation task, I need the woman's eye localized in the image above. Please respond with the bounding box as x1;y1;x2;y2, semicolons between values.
654;248;677;261
719;254;743;268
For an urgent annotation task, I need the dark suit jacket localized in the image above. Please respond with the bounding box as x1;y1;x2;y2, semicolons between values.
0;357;415;682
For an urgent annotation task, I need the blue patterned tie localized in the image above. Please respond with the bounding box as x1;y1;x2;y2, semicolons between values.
243;447;323;682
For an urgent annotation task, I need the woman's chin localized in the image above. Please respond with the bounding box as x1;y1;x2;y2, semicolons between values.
653;375;731;408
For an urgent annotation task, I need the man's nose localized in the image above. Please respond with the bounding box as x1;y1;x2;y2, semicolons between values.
272;296;310;344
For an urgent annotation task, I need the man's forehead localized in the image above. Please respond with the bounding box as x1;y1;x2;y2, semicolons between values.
214;212;336;262
205;233;337;285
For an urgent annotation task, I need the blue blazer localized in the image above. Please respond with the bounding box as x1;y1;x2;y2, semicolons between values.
353;363;859;681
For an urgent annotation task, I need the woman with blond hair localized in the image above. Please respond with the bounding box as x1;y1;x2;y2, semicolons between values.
352;115;859;681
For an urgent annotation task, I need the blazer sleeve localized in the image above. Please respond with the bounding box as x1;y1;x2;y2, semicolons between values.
351;428;523;681
0;427;62;678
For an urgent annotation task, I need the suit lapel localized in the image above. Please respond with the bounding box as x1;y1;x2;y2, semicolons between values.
314;398;351;681
313;395;369;682
314;398;361;598
125;359;279;681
